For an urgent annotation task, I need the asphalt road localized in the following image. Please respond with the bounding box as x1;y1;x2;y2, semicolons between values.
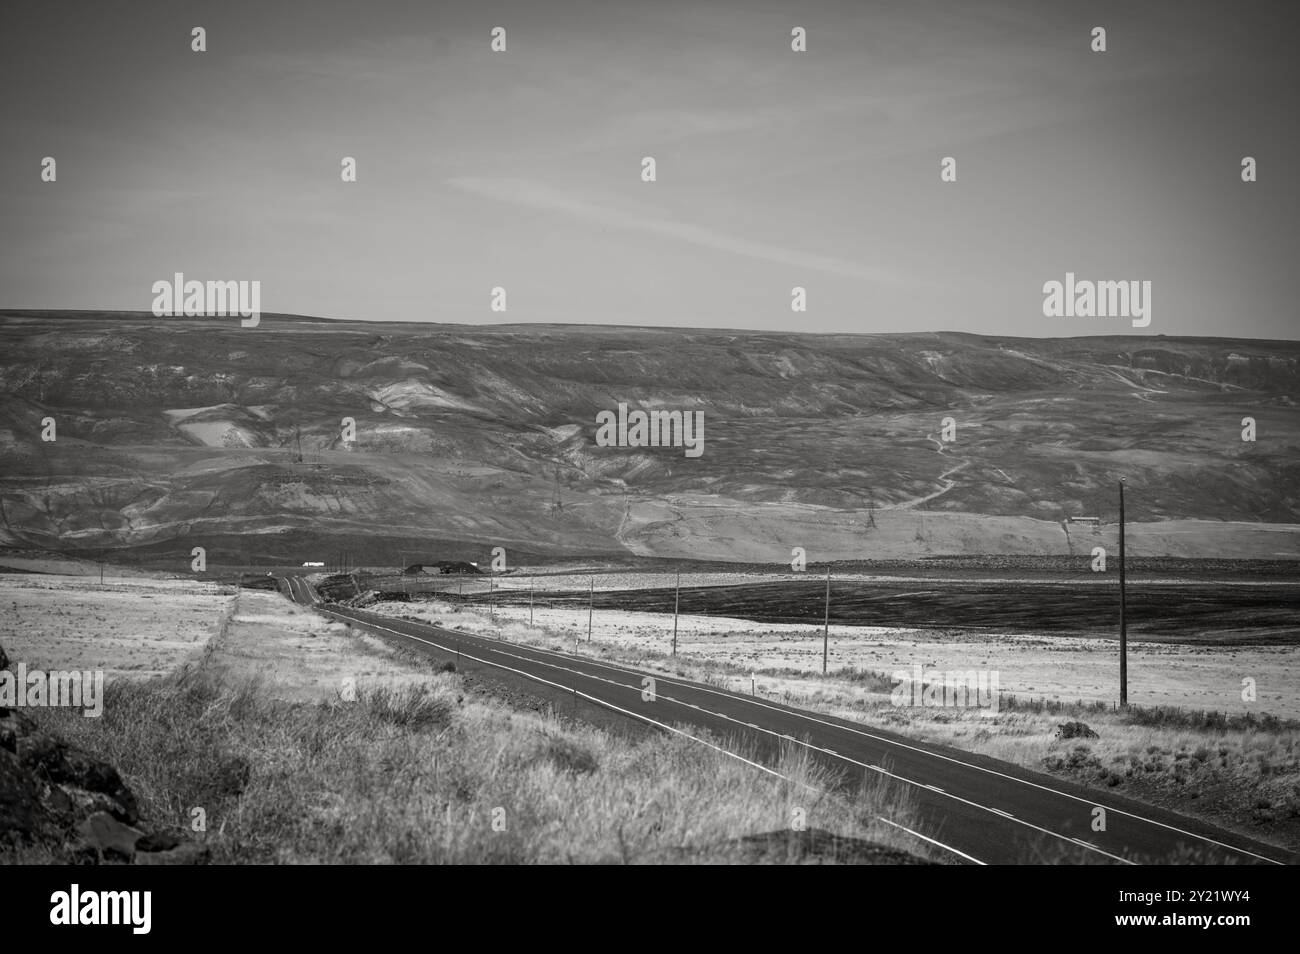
279;574;1292;866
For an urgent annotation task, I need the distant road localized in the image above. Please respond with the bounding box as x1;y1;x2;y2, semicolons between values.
280;575;1291;866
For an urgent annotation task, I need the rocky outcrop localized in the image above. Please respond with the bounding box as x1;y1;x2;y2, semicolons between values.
0;643;208;864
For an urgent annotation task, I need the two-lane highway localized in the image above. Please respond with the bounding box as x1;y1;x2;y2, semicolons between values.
279;575;1291;866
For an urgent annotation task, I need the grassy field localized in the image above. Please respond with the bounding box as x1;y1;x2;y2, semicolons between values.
0;572;234;677
4;572;936;864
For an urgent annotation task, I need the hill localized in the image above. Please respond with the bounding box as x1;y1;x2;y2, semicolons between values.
1;310;1296;564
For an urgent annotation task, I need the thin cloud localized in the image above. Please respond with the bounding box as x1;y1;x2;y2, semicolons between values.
447;176;898;284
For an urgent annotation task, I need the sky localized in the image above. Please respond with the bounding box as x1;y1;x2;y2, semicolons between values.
1;0;1297;338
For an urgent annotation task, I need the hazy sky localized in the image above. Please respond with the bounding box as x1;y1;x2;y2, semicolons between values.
2;0;1297;338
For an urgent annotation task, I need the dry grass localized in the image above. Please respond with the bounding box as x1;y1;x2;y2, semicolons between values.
8;581;935;865
0;573;233;678
24;662;934;864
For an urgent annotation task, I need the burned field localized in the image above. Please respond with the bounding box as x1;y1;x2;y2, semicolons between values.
461;574;1300;646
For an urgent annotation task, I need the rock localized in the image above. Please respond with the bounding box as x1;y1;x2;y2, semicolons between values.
1056;720;1099;740
12;730;138;824
134;830;181;852
0;708;37;754
62;749;139;823
78;810;145;862
0;749;41;844
0;704;205;863
13;730;64;774
76;815;213;865
64;788;139;826
134;841;210;865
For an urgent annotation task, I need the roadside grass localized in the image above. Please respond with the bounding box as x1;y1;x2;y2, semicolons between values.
24;660;937;864
373;598;1300;851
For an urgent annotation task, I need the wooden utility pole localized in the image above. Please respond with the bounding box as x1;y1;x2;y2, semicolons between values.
1119;478;1128;707
822;564;831;675
672;571;680;657
529;578;534;626
587;576;594;641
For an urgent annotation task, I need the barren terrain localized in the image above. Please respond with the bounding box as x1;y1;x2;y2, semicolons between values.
2;312;1296;565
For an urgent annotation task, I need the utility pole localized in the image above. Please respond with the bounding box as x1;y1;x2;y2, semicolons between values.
587;576;594;641
672;571;680;657
1119;478;1128;707
529;578;534;626
822;564;831;675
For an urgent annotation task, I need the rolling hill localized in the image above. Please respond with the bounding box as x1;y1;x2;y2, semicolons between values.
1;310;1296;565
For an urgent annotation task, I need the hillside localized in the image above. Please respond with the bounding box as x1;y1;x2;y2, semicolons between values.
1;311;1296;564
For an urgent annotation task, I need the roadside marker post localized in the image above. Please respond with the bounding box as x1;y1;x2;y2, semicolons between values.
587;576;594;642
529;578;534;626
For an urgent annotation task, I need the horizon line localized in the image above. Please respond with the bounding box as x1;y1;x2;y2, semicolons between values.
2;309;1297;346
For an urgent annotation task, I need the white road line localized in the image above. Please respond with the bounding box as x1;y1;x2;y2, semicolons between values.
395;604;1283;866
306;600;984;864
321;604;1125;864
877;818;985;866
